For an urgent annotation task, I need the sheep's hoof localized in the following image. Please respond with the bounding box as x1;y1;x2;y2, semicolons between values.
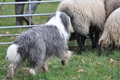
81;48;85;52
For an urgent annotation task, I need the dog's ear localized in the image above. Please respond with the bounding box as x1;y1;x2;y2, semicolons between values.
60;12;74;34
67;16;74;33
46;12;56;22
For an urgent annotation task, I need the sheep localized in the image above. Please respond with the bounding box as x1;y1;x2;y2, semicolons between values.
98;7;120;56
105;0;120;18
57;0;106;51
98;0;120;56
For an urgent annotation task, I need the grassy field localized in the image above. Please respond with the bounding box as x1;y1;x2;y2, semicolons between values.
0;0;120;80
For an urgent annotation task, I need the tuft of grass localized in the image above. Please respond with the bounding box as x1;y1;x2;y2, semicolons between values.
0;0;120;80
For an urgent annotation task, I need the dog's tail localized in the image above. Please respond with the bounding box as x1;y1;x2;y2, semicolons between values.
6;44;21;65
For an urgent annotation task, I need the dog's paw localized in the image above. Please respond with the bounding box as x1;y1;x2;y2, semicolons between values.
6;75;14;79
61;60;66;66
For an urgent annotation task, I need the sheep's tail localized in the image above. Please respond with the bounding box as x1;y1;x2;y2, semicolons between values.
6;44;21;65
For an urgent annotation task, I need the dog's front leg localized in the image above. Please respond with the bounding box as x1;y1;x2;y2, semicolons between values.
61;51;73;66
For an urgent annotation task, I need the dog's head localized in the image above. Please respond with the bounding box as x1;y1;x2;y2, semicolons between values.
46;11;74;34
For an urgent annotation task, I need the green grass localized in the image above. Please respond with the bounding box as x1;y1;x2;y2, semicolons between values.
0;0;120;80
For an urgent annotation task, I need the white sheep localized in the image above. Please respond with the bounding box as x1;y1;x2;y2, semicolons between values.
57;0;106;51
105;0;120;18
98;8;120;56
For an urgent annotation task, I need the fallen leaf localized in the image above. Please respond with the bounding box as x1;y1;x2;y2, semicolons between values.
5;17;9;19
74;40;77;42
110;59;115;62
73;47;78;50
110;58;117;64
23;20;27;22
0;20;2;22
25;70;29;73
77;69;84;72
104;75;112;79
53;66;57;68
96;62;100;65
36;16;40;18
117;61;120;63
11;36;17;39
48;62;51;65
6;31;10;34
81;59;85;63
72;77;76;79
2;39;7;41
23;68;29;73
102;48;104;51
43;16;47;18
72;75;80;79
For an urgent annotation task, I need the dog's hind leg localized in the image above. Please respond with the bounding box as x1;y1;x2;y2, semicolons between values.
6;62;24;79
6;64;15;79
7;64;14;79
61;51;73;66
28;53;45;76
42;60;48;71
29;61;44;76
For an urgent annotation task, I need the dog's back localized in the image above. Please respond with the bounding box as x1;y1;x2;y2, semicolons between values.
14;25;68;58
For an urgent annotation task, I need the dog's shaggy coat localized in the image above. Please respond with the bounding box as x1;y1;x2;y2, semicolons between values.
6;11;72;79
98;8;120;56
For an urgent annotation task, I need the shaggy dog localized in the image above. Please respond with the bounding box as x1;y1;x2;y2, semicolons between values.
6;11;73;79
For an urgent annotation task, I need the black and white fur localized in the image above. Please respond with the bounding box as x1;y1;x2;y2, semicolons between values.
6;11;73;79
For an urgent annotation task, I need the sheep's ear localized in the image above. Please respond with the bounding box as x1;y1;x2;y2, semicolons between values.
98;40;103;56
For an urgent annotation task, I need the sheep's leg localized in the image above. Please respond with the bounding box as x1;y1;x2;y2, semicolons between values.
98;40;103;56
81;36;86;46
111;42;116;51
69;33;76;40
89;26;95;48
75;33;85;51
89;33;95;48
94;29;100;48
89;26;99;48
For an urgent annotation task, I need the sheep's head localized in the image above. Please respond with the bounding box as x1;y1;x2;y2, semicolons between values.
101;40;109;47
99;38;109;48
98;40;107;56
